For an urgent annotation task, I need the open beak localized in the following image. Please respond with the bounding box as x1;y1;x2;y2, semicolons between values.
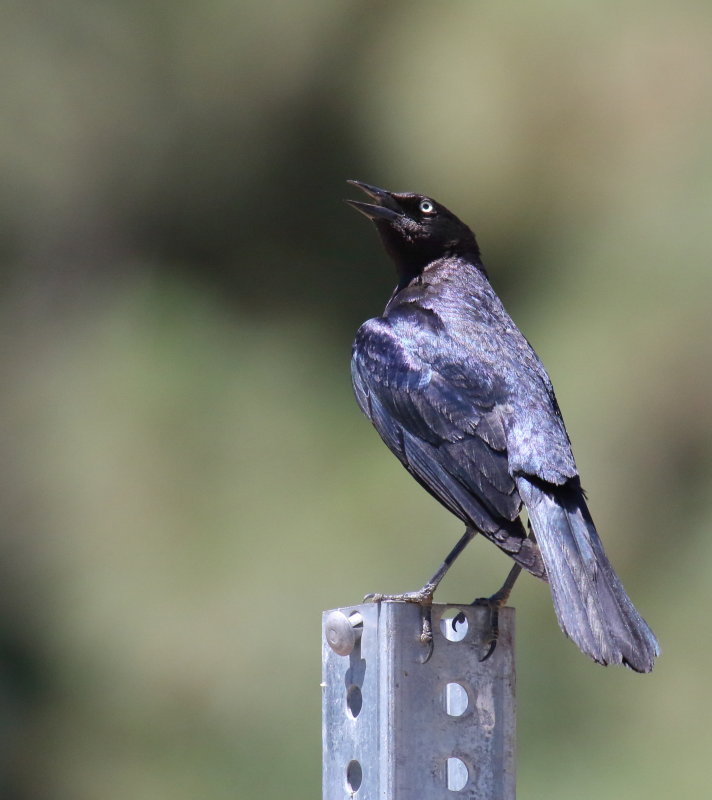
345;180;404;222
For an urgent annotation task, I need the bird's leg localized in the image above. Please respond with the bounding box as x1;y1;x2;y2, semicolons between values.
468;562;522;662
365;527;477;645
365;526;476;605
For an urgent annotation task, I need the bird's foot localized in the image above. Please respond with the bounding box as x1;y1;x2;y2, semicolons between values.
364;584;436;607
460;592;508;662
461;563;521;661
364;584;436;650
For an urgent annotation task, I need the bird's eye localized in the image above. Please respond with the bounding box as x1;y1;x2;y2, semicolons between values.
419;199;435;215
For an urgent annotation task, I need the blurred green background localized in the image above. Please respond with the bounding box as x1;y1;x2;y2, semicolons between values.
1;1;711;798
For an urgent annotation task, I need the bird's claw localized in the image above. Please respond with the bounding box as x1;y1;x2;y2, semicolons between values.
472;595;502;662
363;588;435;605
479;637;498;663
363;587;436;657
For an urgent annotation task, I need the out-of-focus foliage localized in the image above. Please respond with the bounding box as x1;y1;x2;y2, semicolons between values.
0;1;710;798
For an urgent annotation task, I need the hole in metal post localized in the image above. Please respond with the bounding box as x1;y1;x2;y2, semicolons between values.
346;760;362;792
446;757;468;791
346;684;363;718
440;608;468;641
445;682;468;716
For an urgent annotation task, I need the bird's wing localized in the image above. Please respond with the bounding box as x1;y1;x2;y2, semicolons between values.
502;360;579;485
352;316;521;530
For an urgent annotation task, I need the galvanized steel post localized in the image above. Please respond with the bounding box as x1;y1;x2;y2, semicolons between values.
322;601;516;799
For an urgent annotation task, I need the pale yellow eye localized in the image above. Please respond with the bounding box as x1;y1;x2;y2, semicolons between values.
419;199;435;214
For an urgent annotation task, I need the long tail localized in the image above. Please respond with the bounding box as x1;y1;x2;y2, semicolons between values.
516;475;660;672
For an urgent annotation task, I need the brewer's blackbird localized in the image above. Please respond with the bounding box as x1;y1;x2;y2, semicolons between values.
347;180;659;672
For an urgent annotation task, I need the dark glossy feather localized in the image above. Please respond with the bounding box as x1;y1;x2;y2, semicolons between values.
517;476;660;672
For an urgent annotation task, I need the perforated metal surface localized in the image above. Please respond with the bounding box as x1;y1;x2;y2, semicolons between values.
322;602;515;799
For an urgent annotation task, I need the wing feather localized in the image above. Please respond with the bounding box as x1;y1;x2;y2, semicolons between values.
352;316;520;526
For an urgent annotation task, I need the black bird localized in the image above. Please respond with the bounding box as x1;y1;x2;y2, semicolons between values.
346;180;659;672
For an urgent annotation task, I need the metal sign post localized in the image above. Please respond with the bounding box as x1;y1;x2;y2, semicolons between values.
322;601;515;799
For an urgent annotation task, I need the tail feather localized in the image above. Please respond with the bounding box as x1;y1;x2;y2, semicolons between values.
516;475;660;672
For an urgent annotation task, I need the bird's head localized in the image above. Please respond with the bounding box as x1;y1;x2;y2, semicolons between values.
346;180;480;283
